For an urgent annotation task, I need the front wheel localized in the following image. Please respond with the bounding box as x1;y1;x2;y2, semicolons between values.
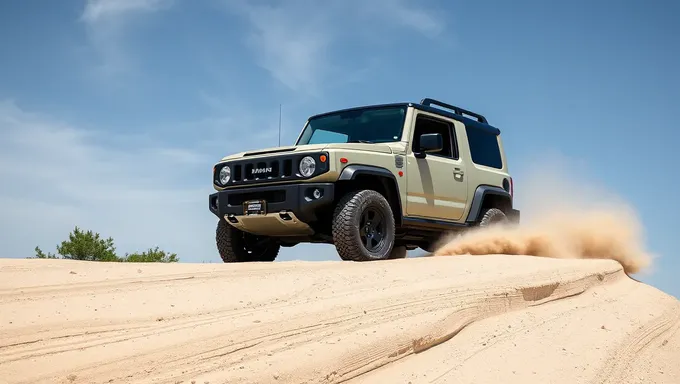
216;218;280;262
332;189;396;261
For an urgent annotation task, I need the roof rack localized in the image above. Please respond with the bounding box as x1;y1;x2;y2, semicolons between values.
420;98;488;124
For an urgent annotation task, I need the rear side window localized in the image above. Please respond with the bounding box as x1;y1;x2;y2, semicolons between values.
466;126;503;169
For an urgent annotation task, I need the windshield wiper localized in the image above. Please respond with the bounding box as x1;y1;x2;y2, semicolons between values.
346;139;374;144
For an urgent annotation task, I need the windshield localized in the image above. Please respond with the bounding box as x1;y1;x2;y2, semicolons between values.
296;105;407;145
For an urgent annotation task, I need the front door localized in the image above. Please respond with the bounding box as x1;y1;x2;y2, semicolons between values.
405;113;468;222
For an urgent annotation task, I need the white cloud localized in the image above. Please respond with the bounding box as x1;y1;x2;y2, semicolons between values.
223;0;447;94
228;1;334;95
371;0;445;38
81;0;173;24
0;100;217;261
79;0;174;78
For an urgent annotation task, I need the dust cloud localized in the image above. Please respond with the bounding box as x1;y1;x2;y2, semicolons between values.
432;157;655;275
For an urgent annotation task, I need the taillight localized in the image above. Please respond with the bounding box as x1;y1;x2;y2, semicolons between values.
509;177;514;198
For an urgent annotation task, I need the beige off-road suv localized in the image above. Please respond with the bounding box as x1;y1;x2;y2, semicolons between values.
208;98;520;262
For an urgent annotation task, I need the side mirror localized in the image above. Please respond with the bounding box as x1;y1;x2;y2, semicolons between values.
415;133;443;158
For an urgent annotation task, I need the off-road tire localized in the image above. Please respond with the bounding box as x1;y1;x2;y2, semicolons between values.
216;218;280;262
332;189;396;261
477;207;508;227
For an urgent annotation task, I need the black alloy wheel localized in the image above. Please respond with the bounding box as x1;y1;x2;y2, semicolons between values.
332;189;396;261
359;206;387;253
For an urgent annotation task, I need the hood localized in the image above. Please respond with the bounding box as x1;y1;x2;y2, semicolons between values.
322;142;394;154
219;143;328;161
219;142;395;161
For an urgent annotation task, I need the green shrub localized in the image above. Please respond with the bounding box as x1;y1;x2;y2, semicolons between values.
32;226;179;263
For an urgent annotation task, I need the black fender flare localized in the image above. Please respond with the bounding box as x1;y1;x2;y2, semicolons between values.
465;185;512;223
338;164;403;225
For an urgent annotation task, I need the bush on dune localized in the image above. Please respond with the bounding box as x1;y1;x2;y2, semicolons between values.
32;226;179;263
122;247;179;263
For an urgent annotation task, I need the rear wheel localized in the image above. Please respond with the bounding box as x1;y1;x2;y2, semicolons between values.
477;207;508;227
332;189;396;261
216;218;280;262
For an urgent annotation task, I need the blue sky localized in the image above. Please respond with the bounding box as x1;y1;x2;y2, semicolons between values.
1;0;678;297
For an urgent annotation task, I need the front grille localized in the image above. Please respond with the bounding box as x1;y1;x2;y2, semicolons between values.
214;151;329;187
235;159;288;182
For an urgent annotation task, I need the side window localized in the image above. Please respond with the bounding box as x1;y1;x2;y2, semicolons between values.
411;114;458;159
465;126;503;168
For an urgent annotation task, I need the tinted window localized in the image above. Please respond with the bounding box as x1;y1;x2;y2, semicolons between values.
296;106;406;145
466;127;502;168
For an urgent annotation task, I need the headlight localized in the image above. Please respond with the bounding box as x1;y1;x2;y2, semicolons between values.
219;165;231;184
299;156;316;177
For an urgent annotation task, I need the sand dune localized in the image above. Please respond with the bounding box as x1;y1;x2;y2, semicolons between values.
1;255;678;384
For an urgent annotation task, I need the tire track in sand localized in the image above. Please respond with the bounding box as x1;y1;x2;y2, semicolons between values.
0;257;633;384
594;301;680;384
141;262;622;384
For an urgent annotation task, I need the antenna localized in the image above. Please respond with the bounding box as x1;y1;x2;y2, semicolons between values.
278;103;282;147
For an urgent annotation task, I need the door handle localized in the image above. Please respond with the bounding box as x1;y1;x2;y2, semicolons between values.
453;168;464;176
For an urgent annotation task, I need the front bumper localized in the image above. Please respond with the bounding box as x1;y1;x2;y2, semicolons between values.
209;182;335;234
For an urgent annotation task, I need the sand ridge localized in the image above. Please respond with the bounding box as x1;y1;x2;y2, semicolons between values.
1;255;678;384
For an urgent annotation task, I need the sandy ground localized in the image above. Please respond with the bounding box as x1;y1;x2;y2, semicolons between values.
1;255;678;384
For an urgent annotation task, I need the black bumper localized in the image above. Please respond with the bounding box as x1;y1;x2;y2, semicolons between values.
209;182;335;223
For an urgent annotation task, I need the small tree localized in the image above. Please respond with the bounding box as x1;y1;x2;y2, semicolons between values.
34;226;120;261
68;227;118;261
34;246;58;259
32;226;179;263
123;247;179;263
